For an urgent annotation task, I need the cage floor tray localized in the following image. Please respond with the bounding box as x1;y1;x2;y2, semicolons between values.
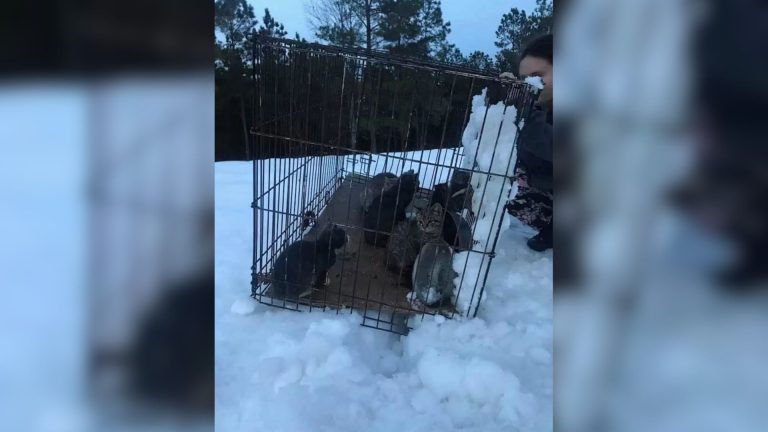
294;174;455;316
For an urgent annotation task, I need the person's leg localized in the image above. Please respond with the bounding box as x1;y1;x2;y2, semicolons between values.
527;218;553;252
506;189;553;251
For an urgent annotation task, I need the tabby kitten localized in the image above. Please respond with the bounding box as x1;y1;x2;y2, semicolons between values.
386;203;444;275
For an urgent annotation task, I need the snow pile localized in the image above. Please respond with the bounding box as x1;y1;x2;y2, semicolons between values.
404;316;547;430
453;89;521;314
254;317;376;392
216;311;551;432
216;298;550;432
460;89;519;179
216;159;551;432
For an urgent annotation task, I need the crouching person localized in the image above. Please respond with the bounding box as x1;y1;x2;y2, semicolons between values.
503;33;553;252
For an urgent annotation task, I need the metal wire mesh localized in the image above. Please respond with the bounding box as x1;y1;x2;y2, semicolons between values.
249;36;540;335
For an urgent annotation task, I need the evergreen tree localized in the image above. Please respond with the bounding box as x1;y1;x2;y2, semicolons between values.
434;42;465;64
215;0;257;69
465;50;494;72
257;8;288;38
353;0;384;51
377;0;450;58
215;5;292;161
215;0;259;160
416;0;450;56
494;0;553;73
308;0;364;47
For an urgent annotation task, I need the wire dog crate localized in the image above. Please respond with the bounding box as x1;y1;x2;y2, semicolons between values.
250;36;540;335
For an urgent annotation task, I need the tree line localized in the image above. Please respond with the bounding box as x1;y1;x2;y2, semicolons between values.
215;0;553;161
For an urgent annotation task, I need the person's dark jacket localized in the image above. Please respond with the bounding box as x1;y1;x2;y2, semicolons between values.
517;106;553;192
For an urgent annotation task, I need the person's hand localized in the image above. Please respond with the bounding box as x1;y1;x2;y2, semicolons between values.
499;72;517;80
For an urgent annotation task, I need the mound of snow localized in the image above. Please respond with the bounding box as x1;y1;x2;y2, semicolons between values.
230;298;256;315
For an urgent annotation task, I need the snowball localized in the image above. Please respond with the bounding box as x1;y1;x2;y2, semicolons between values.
273;360;303;393
528;345;552;364
304;346;353;379
445;396;477;428
300;319;351;360
230;298;256;315
410;388;440;413
252;356;284;385
417;349;466;399
500;388;537;425
525;76;545;90
463;358;518;406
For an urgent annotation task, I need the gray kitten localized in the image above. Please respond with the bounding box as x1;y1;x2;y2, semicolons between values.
411;204;457;306
386;203;444;275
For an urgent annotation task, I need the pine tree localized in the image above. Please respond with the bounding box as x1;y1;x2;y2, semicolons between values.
377;0;450;58
215;5;292;160
351;0;384;51
435;42;464;64
465;51;494;72
416;0;450;57
308;0;364;47
215;0;258;160
494;0;553;73
257;8;288;38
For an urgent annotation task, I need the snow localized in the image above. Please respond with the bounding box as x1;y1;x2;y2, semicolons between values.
216;88;551;431
345;148;463;190
453;89;523;314
525;76;545;90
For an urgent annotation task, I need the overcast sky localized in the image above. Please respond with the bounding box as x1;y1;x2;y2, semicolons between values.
250;0;538;55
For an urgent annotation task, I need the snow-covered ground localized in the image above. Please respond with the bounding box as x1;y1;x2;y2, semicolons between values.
216;92;551;432
217;163;551;431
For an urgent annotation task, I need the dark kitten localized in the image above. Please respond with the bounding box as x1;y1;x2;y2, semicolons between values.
442;211;473;251
270;224;347;300
364;171;419;247
431;169;474;213
361;172;397;210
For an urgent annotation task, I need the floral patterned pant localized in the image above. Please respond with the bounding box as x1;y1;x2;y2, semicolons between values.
506;168;553;231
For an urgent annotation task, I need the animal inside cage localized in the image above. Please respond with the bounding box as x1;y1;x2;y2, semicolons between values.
250;36;540;335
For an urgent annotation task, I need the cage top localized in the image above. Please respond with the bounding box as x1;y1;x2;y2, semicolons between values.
253;35;530;86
